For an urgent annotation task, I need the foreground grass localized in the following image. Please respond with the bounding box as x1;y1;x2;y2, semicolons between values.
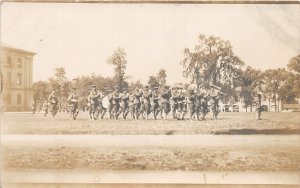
3;145;299;171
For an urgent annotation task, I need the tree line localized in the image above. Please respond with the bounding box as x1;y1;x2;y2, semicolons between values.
33;34;300;111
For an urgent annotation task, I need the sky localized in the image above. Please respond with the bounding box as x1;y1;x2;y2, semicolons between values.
1;3;300;84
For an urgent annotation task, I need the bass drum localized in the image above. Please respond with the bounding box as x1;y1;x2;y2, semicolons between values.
188;84;197;91
102;95;110;109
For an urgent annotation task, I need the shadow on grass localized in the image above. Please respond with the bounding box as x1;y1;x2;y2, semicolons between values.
214;128;300;135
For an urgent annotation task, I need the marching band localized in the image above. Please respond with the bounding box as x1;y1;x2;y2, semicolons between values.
43;84;223;121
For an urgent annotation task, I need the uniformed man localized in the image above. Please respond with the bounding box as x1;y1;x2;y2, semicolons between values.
195;89;205;121
186;88;196;120
160;85;171;120
132;87;143;120
107;89;114;119
128;91;136;120
48;89;59;118
97;90;105;119
209;87;220;120
170;87;179;119
200;91;209;120
177;88;186;120
112;87;121;120
118;88;130;120
141;85;152;120
254;92;262;120
150;87;160;120
67;87;79;120
88;85;100;120
42;100;49;117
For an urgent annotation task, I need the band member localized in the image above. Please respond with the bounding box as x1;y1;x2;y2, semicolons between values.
141;85;152;120
195;89;205;121
209;87;220;120
112;87;121;120
107;89;114;119
177;88;186;120
48;89;59;118
88;85;100;120
132;87;143;120
200;91;209;120
118;88;130;120
170;87;179;119
128;91;136;120
97;90;105;119
151;87;160;120
67;87;79;120
186;88;196;120
42;100;49;117
160;85;171;120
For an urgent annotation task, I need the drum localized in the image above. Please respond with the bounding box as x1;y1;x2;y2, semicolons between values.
102;95;110;109
188;84;197;91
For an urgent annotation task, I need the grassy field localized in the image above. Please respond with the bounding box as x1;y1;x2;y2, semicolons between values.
2;111;300;135
3;144;299;171
2;112;300;175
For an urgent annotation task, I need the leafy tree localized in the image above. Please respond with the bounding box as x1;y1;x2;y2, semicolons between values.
288;54;300;74
277;72;299;104
48;67;70;100
220;83;239;105
262;68;300;110
181;34;244;88
156;69;167;86
32;81;49;106
239;66;263;111
107;48;128;90
147;75;160;90
287;54;300;101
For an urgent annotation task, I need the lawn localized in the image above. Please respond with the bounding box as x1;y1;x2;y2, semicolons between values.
2;111;300;135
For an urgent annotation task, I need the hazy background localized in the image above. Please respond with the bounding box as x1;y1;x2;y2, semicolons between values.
1;3;299;84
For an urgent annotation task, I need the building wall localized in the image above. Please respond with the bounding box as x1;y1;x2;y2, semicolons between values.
228;99;283;113
1;45;35;111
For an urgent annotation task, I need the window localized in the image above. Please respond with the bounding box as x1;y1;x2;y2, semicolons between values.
7;57;12;67
17;94;22;104
17;73;22;85
17;58;22;68
5;94;11;105
7;72;12;85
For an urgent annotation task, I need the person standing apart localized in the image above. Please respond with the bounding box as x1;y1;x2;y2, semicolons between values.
48;89;59;118
254;93;262;120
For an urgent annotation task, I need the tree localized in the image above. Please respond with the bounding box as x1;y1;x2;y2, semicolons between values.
32;81;49;106
181;34;244;88
287;54;300;101
239;66;263;111
156;69;167;86
49;67;70;103
262;68;300;110
147;75;160;90
288;54;300;74
107;48;128;90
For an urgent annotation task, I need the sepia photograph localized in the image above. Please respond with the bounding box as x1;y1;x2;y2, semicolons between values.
0;1;300;188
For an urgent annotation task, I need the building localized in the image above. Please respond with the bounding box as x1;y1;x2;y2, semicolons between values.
0;43;35;111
